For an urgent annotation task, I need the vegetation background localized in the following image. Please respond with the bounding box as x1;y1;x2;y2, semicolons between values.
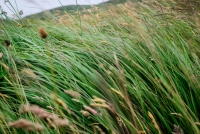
0;0;200;133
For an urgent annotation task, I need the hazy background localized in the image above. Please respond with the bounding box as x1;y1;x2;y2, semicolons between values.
0;0;107;18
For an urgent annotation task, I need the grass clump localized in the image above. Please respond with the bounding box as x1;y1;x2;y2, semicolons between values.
0;0;200;133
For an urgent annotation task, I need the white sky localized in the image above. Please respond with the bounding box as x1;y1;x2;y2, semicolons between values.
0;0;107;17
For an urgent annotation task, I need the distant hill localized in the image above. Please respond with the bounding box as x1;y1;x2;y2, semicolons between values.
25;0;128;19
24;0;200;20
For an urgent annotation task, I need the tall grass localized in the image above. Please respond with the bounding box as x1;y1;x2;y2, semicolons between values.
0;0;200;133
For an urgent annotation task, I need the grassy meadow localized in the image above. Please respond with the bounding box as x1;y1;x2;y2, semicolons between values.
0;0;200;133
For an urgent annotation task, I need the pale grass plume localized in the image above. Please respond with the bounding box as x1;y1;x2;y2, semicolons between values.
20;104;70;127
96;14;100;22
170;113;183;117
21;104;50;118
71;98;80;103
51;94;71;114
0;93;8;98
3;76;12;86
32;96;44;102
195;122;200;126
111;88;125;99
64;90;81;98
0;93;9;102
90;103;109;109
138;130;146;134
21;68;37;79
94;125;106;134
1;63;9;71
193;12;200;31
106;70;112;76
83;106;98;115
91;97;106;103
47;105;55;111
106;102;117;114
172;124;184;134
80;110;90;117
46;118;56;128
8;119;44;131
53;118;70;126
91;97;117;114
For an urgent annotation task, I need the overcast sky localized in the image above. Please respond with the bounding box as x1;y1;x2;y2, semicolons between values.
0;0;107;17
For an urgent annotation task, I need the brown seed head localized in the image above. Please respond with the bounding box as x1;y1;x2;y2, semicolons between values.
4;40;10;47
39;27;48;39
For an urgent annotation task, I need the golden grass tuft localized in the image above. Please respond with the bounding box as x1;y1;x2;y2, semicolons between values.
91;97;106;103
111;88;125;99
51;94;71;114
90;103;109;109
138;130;146;134
1;63;9;71
148;111;161;134
94;125;106;134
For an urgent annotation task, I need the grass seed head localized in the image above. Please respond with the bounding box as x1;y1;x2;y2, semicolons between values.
94;125;106;134
71;98;80;103
1;63;9;71
20;104;49;118
53;118;70;126
173;124;184;134
21;68;37;79
111;88;125;99
8;119;44;131
64;90;81;98
138;130;146;134
83;106;98;115
80;110;90;116
92;97;106;103
170;113;183;118
51;94;71;114
20;104;69;127
106;102;116;114
148;112;161;134
90;103;109;108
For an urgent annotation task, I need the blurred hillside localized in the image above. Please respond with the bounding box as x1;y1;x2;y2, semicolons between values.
25;0;200;19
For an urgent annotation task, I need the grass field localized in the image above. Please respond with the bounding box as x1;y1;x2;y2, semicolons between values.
0;0;200;133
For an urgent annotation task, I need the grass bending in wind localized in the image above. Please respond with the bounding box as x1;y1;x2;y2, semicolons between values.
0;1;200;134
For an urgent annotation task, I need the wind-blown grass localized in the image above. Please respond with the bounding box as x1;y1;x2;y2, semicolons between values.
0;0;200;134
